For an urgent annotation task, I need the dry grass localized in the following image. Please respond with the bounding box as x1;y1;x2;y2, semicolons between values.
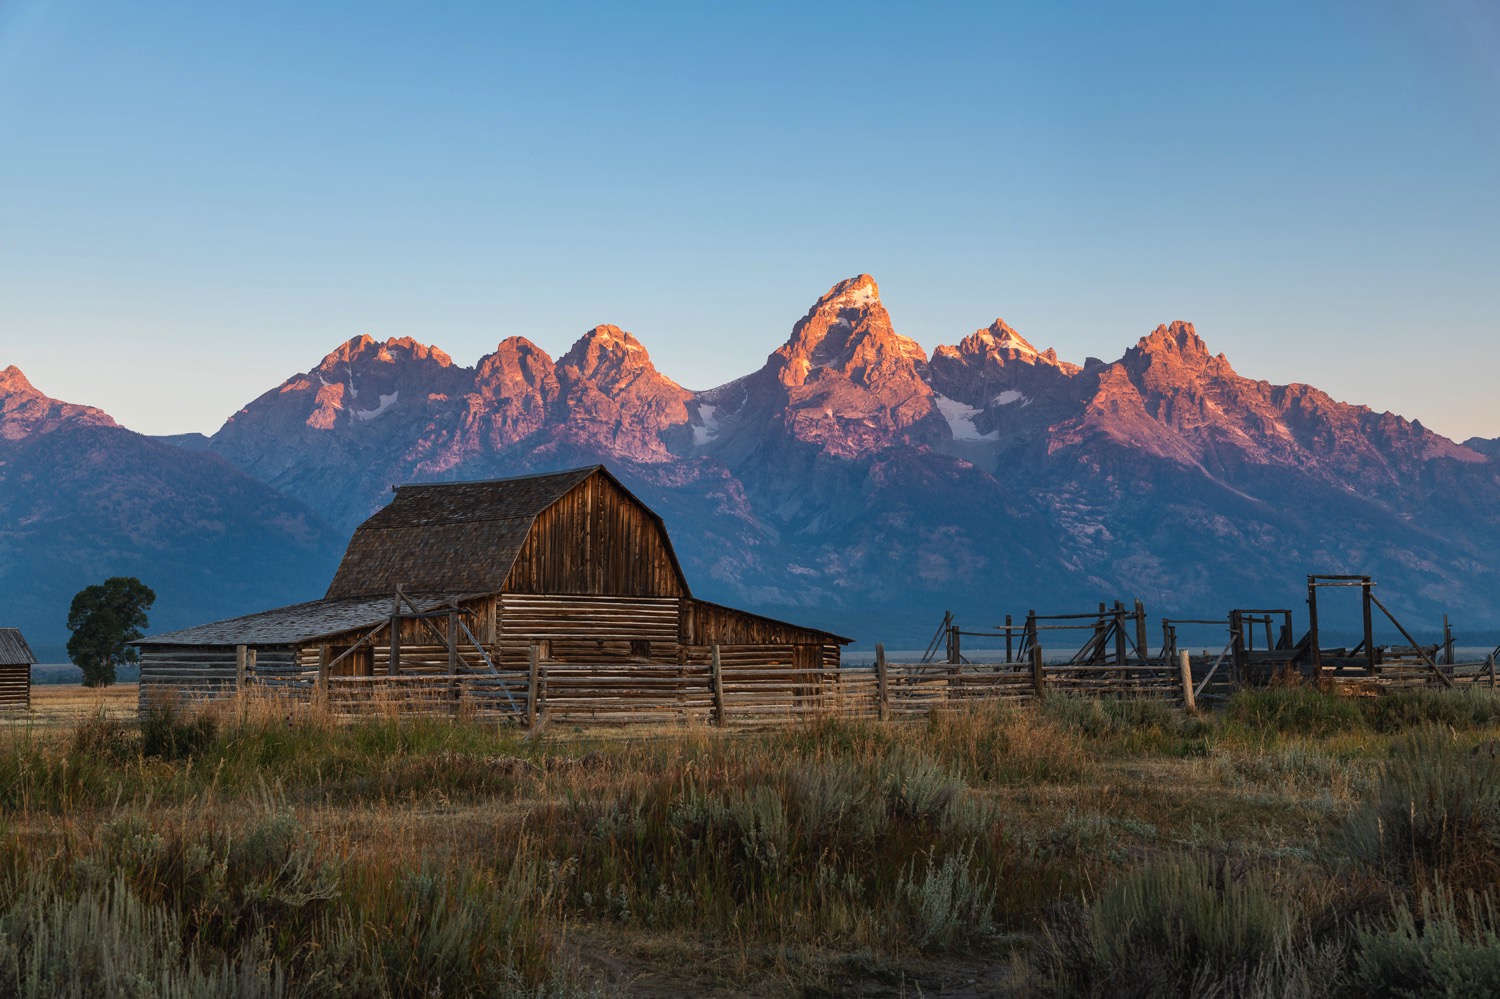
0;687;1498;995
3;682;138;727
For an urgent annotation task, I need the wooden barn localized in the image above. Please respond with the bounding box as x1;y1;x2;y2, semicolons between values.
0;628;35;711
137;466;849;712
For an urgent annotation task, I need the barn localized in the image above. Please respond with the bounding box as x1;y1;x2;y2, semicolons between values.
0;628;35;711
137;466;849;712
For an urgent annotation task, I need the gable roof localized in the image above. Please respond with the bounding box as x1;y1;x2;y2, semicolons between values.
0;629;35;665
324;465;689;600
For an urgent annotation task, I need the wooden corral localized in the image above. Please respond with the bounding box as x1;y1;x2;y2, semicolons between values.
136;466;849;715
0;628;35;711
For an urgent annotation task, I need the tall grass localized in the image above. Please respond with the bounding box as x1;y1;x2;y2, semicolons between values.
7;685;1500;992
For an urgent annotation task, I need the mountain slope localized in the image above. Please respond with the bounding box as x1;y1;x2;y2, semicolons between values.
0;369;346;659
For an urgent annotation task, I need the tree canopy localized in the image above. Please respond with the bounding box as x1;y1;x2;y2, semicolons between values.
66;577;155;688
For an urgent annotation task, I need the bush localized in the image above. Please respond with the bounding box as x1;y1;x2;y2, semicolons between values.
1036;856;1326;998
1328;727;1500;894
1351;884;1500;996
140;704;218;761
1226;687;1366;737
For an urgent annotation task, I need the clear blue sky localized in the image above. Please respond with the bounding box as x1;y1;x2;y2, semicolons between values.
2;1;1497;440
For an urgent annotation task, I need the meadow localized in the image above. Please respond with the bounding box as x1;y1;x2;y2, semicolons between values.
3;683;1500;996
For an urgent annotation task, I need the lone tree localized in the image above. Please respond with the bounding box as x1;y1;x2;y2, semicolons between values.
67;576;156;687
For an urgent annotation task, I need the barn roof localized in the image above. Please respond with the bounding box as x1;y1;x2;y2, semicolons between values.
0;629;35;664
139;592;478;647
324;465;686;599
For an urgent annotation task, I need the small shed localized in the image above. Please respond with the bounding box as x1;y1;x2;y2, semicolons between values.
0;628;36;710
138;465;849;709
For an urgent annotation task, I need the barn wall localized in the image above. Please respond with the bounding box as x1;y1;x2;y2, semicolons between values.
0;663;28;710
138;644;297;711
505;475;684;597
681;600;842;666
497;593;681;665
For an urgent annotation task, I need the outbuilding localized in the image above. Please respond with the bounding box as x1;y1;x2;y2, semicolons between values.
0;628;35;710
138;466;849;711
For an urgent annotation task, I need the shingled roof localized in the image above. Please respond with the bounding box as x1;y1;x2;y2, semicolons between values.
0;629;35;665
140;592;479;647
325;466;610;600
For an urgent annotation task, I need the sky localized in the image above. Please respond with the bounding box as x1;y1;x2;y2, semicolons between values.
1;1;1497;440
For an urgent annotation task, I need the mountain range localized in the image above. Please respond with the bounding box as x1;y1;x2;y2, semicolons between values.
7;274;1500;659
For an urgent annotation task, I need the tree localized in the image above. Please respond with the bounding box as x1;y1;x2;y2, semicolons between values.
67;576;156;688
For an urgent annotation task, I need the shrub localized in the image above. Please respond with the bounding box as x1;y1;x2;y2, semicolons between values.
140;703;218;761
1328;727;1500;894
1036;856;1323;998
1226;687;1365;737
1350;884;1500;996
893;844;994;950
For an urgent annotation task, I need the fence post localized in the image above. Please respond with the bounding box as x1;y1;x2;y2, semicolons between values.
317;645;329;704
1179;649;1197;713
1031;641;1045;699
527;642;541;733
235;644;248;693
711;643;726;726
1489;654;1495;690
875;643;889;720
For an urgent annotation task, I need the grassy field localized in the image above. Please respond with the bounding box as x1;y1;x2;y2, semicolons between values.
2;685;1500;996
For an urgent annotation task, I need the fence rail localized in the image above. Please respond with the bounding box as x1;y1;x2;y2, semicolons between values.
236;641;1207;728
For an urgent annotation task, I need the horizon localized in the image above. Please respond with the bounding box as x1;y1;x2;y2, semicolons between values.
3;2;1498;439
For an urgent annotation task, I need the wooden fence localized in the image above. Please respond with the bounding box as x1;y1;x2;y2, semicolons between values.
239;641;1194;729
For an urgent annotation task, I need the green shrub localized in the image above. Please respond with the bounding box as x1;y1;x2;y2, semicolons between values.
0;873;280;998
1328;728;1500;894
893;844;994;950
1226;687;1366;737
140;703;218;761
1351;884;1500;997
1036;856;1325;998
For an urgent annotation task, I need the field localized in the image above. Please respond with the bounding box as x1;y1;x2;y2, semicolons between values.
3;684;1500;996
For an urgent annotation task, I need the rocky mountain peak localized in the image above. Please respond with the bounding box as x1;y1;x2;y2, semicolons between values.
314;335;454;373
553;325;691;462
0;366;117;440
772;275;928;391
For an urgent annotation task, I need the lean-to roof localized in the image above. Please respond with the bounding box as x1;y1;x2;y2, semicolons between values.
138;593;477;647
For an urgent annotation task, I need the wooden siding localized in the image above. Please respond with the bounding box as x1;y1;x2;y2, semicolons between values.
497;593;680;666
0;664;28;710
138;644;298;710
682;599;844;651
504;474;685;596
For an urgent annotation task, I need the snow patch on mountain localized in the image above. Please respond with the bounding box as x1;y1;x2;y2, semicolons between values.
354;392;398;421
993;390;1028;407
935;395;998;442
693;403;721;445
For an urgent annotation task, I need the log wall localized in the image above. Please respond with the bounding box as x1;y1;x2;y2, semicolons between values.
0;663;28;710
138;644;298;710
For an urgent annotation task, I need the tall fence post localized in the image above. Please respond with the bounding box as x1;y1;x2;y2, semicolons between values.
875;643;889;720
235;644;248;692
1179;649;1197;713
527;642;541;733
1489;654;1496;690
711;643;726;726
317;645;329;705
1031;641;1045;699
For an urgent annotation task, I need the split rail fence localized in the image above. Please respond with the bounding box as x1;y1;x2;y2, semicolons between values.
238;641;1194;729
